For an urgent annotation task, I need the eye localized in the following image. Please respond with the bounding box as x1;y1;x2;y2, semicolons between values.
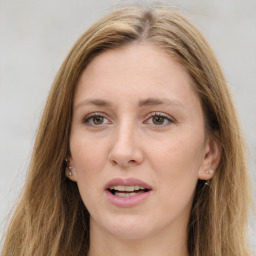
83;113;111;127
145;112;174;127
152;116;166;125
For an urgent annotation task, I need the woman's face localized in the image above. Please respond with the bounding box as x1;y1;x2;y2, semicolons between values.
68;44;219;240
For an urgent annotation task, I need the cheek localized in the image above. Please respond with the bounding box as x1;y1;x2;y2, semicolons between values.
149;132;205;199
151;133;205;175
70;133;108;172
69;136;108;198
70;144;104;210
149;142;201;218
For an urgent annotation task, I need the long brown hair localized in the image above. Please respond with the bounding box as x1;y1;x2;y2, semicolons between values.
1;4;252;256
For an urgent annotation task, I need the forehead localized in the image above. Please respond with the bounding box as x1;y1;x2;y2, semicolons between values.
74;43;199;108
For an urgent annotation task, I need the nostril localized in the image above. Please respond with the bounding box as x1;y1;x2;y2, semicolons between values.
112;160;118;166
111;159;136;167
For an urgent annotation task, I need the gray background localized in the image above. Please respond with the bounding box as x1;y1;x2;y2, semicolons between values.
0;0;255;252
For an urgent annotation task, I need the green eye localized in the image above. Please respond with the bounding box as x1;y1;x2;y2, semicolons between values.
152;116;165;125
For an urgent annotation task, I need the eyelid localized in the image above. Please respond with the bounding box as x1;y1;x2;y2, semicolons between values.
81;111;175;128
144;112;175;126
82;112;112;126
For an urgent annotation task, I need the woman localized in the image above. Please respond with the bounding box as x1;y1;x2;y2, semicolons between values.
1;4;253;256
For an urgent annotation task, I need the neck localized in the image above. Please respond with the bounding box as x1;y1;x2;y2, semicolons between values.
87;222;189;256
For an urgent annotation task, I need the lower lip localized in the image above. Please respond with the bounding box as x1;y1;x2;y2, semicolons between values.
105;190;152;207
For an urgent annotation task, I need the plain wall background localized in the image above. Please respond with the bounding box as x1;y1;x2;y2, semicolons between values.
1;0;255;251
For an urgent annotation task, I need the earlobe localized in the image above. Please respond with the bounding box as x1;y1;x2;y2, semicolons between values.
198;133;221;180
64;157;77;182
68;166;73;177
198;168;215;180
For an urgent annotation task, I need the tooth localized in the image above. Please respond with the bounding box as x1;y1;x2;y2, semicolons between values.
125;186;134;192
115;192;127;197
119;185;125;191
109;185;147;192
128;192;137;197
115;191;144;197
115;192;125;197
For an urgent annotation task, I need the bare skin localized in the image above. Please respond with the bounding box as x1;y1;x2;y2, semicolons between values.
67;44;220;256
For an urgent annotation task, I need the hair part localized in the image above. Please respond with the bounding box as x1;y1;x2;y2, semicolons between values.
1;4;252;256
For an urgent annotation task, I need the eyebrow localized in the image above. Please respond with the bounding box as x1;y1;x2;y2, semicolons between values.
75;97;184;109
75;99;112;109
138;98;184;108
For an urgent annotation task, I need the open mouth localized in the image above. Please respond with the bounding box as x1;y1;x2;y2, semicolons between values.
108;185;150;198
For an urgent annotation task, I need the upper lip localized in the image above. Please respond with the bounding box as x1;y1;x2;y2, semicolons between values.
104;178;153;190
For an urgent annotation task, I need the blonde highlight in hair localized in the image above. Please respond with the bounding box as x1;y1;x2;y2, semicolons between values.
1;4;252;256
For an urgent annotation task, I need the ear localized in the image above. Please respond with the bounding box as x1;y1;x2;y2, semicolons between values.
198;132;221;180
65;156;78;182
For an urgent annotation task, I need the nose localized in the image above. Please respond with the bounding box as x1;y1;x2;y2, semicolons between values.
108;123;144;168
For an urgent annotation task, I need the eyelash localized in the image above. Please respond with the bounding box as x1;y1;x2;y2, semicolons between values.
82;112;110;127
145;112;174;127
82;112;175;128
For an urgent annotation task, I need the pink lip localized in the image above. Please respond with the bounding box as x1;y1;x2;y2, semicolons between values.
104;178;153;208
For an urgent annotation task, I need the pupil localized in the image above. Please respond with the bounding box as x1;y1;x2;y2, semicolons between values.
153;116;164;125
93;116;103;125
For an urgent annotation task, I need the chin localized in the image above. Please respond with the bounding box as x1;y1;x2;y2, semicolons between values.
92;213;153;240
105;213;162;240
108;226;151;240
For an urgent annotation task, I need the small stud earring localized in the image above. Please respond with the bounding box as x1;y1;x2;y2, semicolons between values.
206;169;214;174
65;158;68;162
67;166;72;176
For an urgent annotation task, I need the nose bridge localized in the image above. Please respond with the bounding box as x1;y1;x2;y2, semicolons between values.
109;118;143;167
